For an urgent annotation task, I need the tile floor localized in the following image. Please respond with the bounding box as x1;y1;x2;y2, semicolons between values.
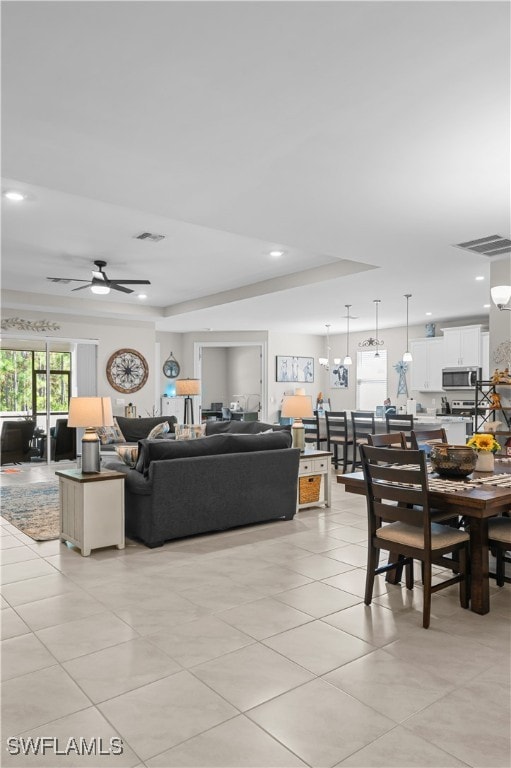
1;463;509;768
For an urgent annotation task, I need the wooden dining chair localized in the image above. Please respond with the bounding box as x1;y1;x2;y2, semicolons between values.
367;432;407;449
410;427;448;451
351;411;376;471
325;411;353;472
488;517;511;587
302;411;327;450
360;444;470;628
386;413;414;447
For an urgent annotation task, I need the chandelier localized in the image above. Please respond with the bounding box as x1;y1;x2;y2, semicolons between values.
319;324;340;371
359;299;385;357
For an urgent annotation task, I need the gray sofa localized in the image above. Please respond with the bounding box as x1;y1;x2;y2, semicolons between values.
105;430;299;548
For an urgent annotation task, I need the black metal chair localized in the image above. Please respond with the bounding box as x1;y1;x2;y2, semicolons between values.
302;411;327;450
351;411;376;471
325;411;353;472
221;407;232;421
386;414;414;447
47;419;76;461
360;444;470;628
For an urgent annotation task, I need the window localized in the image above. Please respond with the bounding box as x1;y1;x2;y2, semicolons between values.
0;349;71;417
356;350;387;411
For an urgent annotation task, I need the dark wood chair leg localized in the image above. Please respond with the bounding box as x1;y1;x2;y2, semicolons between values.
459;547;469;608
422;562;432;629
365;545;379;605
405;557;414;590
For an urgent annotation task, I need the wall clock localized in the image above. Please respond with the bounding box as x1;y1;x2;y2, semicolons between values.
106;348;149;393
162;351;180;379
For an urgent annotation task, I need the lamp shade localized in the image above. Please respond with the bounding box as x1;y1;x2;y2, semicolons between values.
281;394;314;419
491;285;511;307
68;397;114;428
175;378;201;396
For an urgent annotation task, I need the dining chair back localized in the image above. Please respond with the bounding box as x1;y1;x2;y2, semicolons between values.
325;411;353;472
360;444;470;628
367;432;407;449
488;517;511;587
410;427;448;451
302;411;327;450
351;411;376;471
386;413;414;447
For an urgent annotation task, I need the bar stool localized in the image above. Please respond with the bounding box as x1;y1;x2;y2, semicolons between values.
325;411;353;472
351;411;376;471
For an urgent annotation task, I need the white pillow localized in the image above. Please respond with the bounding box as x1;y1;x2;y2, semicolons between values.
147;421;170;439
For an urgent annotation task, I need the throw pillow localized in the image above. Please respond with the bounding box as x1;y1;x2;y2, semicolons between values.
147;421;170;439
97;417;125;445
115;444;139;467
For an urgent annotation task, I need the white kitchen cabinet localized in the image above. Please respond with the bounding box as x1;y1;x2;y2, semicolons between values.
410;337;444;392
442;325;482;368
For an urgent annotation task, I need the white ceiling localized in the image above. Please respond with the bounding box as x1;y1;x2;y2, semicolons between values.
1;1;509;335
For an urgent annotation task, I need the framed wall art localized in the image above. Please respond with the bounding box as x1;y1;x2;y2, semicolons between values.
276;356;314;383
330;364;349;389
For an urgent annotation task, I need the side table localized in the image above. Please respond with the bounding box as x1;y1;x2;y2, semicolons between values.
298;449;332;510
56;468;125;556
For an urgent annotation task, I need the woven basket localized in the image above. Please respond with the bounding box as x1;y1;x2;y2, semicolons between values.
299;475;321;503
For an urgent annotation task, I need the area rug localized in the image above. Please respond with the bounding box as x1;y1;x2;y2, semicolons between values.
0;482;59;540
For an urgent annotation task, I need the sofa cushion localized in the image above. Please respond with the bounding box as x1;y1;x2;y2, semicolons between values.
136;430;292;475
116;415;176;442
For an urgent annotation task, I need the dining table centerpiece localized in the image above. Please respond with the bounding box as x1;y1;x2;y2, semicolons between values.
466;433;501;472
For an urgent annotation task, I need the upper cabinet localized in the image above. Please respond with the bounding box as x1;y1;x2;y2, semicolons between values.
410;337;444;391
442;325;483;368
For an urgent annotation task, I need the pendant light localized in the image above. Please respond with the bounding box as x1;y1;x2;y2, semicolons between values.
343;305;353;365
359;300;384;357
319;324;340;370
402;294;413;362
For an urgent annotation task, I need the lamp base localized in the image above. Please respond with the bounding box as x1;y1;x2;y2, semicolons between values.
291;422;305;451
81;429;101;473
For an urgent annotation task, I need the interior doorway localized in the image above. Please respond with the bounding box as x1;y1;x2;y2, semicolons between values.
194;341;267;422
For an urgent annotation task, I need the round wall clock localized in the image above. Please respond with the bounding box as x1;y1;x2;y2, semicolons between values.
162;351;180;379
106;348;149;393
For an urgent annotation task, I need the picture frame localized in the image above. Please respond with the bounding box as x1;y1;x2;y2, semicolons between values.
330;364;349;389
276;355;314;383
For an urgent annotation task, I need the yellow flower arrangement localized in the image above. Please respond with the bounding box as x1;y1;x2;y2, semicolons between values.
466;433;501;454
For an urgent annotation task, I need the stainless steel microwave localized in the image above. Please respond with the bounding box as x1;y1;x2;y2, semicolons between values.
442;367;481;390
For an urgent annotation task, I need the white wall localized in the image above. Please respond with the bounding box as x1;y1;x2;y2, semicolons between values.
201;347;229;408
227;346;261;411
267;332;327;422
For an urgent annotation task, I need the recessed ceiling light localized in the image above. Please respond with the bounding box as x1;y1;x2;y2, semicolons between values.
425;312;432;316
137;294;147;300
3;190;26;202
269;250;284;257
475;276;485;281
483;304;491;308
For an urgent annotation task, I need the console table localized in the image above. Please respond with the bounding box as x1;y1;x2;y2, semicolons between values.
56;468;125;556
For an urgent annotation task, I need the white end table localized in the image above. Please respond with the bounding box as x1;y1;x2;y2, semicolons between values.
298;449;332;510
56;468;125;556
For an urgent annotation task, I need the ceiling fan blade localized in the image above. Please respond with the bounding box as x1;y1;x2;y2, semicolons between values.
109;279;151;285
71;283;93;292
110;284;134;294
47;277;90;283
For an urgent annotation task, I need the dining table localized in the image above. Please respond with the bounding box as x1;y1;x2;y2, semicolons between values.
336;458;511;615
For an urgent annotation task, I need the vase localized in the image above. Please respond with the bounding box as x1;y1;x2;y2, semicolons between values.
475;451;495;472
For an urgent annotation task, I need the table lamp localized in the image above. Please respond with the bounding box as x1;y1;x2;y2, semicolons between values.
280;389;313;450
175;378;201;424
68;396;113;473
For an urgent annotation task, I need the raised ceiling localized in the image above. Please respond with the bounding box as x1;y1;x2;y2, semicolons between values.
1;1;509;335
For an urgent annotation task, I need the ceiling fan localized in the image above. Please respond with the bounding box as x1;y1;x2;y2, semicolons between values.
47;260;151;295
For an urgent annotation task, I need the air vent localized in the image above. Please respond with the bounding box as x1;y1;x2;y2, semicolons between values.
454;234;511;256
134;232;166;242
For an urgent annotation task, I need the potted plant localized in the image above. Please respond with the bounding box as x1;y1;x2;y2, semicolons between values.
466;433;501;472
